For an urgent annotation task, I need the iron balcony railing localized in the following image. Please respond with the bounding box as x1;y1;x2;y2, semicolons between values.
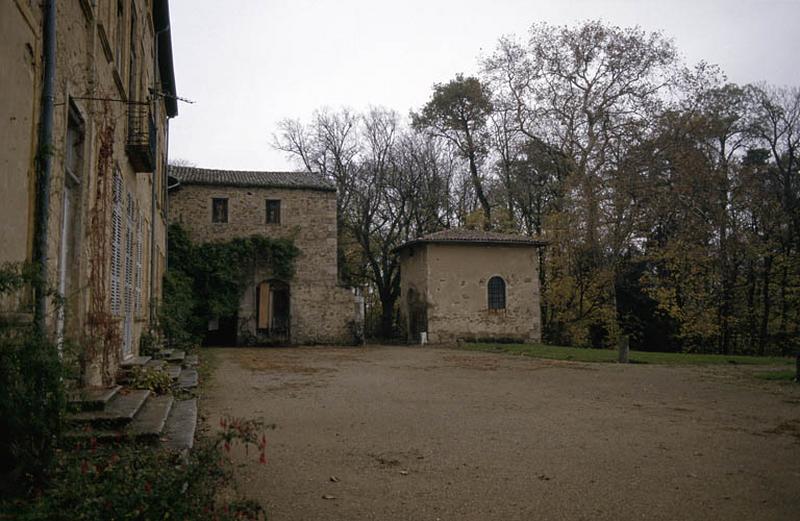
125;104;156;172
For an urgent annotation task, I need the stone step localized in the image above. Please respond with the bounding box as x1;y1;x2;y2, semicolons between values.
67;385;121;412
166;350;185;363
165;364;182;380
63;427;125;444
177;368;198;389
145;359;167;370
162;398;197;452
154;349;174;360
184;354;199;367
66;389;151;429
120;356;152;368
126;395;174;442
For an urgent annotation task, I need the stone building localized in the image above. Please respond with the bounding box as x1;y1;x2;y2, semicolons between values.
1;0;178;385
168;166;363;345
397;229;545;344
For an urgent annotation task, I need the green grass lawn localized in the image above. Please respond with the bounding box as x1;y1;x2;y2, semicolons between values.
753;370;798;381
461;342;793;366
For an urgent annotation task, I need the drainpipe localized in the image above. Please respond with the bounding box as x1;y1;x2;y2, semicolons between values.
34;0;57;335
149;22;170;327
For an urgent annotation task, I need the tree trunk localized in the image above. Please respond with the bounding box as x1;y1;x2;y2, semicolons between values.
746;260;757;352
467;151;492;229
760;255;772;355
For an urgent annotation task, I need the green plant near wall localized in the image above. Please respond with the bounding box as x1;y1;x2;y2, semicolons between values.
0;262;68;494
128;366;173;395
161;223;300;346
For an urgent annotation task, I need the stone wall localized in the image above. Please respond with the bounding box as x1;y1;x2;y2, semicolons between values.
0;0;172;385
399;243;541;344
398;245;428;343
168;183;360;344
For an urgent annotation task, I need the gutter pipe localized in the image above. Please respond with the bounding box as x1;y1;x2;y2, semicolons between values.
150;18;170;326
34;0;57;335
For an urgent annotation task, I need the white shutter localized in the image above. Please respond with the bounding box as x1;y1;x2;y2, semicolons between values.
122;193;135;358
110;171;123;316
124;193;134;317
135;211;143;315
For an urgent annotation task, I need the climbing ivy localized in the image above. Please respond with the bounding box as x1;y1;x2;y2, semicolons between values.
161;224;299;346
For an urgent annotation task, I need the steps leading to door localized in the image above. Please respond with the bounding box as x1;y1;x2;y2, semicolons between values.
64;352;200;452
162;398;198;452
66;389;151;429
67;385;122;412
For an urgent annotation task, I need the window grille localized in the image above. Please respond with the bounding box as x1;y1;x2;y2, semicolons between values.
488;276;506;310
212;198;228;223
266;199;281;224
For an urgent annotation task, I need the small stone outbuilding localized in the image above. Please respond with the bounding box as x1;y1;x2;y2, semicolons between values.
397;229;545;344
168;166;362;345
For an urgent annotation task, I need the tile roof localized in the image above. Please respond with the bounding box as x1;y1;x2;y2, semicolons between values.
397;228;547;251
168;166;336;192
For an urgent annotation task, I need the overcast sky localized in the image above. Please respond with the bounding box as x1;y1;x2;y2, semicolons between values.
167;0;800;171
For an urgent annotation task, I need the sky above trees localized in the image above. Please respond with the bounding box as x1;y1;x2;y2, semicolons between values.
167;0;800;171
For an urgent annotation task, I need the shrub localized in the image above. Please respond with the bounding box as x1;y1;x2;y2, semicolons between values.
128;366;173;395
0;263;67;493
1;418;271;520
160;268;202;348
1;441;265;521
137;330;163;357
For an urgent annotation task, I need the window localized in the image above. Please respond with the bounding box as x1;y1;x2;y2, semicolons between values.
488;276;506;310
58;105;85;340
115;0;124;69
266;199;281;224
65;105;84;183
127;4;137;100
212;198;228;223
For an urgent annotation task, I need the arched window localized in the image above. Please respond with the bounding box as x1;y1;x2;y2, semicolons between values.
487;276;506;310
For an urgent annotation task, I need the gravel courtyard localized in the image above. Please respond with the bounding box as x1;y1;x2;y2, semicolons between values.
202;346;800;521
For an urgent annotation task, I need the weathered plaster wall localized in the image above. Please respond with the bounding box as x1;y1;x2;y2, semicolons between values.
0;0;172;385
0;0;38;268
400;243;541;344
398;245;429;343
169;184;359;344
0;0;40;316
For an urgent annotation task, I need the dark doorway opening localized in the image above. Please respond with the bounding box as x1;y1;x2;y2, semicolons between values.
204;314;238;346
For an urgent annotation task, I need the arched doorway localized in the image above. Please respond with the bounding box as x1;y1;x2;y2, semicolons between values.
256;280;290;342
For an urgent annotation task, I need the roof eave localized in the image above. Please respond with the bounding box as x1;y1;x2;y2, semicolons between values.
174;180;337;192
154;0;178;117
395;238;548;254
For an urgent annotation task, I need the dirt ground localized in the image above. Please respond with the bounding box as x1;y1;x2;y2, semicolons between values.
201;346;800;521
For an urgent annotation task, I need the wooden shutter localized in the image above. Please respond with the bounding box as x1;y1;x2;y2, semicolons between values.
135;210;143;315
257;282;270;329
124;193;134;317
110;171;123;315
